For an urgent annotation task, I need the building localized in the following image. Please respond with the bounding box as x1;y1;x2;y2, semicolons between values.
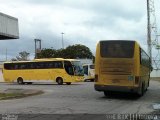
0;12;19;40
151;70;160;79
0;12;19;82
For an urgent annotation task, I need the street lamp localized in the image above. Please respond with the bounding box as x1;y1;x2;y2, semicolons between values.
61;32;64;49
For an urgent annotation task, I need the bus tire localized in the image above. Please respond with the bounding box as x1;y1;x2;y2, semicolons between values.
142;83;145;96
91;79;94;82
148;80;150;87
138;83;145;97
104;91;108;96
146;80;150;91
104;91;111;97
17;77;24;85
66;82;71;85
56;77;63;85
27;82;32;85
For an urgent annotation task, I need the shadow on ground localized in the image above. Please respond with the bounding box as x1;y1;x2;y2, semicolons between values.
4;83;85;86
99;91;140;100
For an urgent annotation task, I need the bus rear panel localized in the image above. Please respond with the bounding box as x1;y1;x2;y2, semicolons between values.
94;40;151;95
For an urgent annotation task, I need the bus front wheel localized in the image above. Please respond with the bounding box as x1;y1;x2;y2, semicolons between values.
17;77;24;85
56;77;63;85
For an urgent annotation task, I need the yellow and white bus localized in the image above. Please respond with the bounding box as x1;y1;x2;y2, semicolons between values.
3;58;84;85
95;40;152;96
83;64;95;82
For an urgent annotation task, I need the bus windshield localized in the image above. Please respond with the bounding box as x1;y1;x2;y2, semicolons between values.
100;41;135;58
71;61;84;76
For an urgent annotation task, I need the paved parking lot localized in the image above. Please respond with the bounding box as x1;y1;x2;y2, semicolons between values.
0;80;160;116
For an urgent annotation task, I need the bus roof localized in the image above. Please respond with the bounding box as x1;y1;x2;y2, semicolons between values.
3;58;80;64
34;58;80;62
100;40;136;42
65;59;80;62
34;58;64;61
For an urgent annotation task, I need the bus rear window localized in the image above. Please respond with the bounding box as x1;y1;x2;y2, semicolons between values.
100;41;135;58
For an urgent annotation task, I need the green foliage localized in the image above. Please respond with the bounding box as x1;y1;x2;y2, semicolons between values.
37;44;93;59
12;51;30;61
37;48;57;58
64;44;93;59
92;56;95;63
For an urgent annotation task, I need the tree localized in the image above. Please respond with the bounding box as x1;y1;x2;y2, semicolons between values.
92;56;95;63
37;44;94;59
37;48;57;58
12;51;30;61
63;44;93;59
54;49;66;58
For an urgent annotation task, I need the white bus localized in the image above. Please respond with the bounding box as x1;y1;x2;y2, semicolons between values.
83;64;95;82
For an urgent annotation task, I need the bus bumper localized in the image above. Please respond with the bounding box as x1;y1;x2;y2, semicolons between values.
94;84;139;93
75;77;84;82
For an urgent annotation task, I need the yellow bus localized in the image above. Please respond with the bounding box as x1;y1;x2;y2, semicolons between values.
3;58;84;85
94;40;152;96
83;64;95;82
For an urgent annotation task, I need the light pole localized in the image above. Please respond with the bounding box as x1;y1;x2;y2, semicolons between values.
34;39;41;59
61;32;64;49
147;0;152;60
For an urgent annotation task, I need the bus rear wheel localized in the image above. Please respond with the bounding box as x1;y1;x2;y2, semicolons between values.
56;77;63;85
27;82;33;85
104;91;111;97
104;91;108;96
17;77;24;85
66;82;71;85
138;83;145;97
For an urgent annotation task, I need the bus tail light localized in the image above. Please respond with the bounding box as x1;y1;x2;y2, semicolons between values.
135;76;139;85
95;74;98;82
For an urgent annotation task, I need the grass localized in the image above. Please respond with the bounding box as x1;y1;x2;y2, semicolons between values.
0;90;43;100
0;93;24;100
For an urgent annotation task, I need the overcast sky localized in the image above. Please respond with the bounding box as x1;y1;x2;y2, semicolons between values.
0;0;160;60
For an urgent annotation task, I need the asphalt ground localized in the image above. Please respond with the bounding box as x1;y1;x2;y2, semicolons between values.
0;80;160;120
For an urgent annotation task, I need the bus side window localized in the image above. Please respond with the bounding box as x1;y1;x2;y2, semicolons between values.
48;62;53;68
20;64;27;69
36;63;41;69
54;62;59;68
14;64;18;69
57;62;63;68
30;63;35;69
4;64;11;70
